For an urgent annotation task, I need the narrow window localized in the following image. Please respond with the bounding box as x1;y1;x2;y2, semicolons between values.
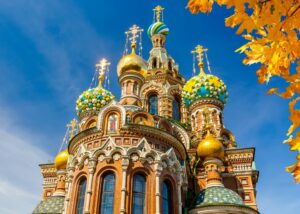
152;58;157;68
132;174;146;214
148;95;158;115
76;178;87;214
100;173;115;214
107;114;118;133
162;181;172;214
172;98;181;121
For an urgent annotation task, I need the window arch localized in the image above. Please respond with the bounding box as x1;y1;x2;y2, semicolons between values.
152;58;157;68
99;173;115;214
132;174;146;214
76;178;87;214
148;94;158;115
172;98;181;121
162;181;172;214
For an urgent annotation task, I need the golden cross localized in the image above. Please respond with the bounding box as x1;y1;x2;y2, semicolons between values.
191;45;208;73
125;25;143;52
67;118;79;140
95;58;110;87
154;5;164;22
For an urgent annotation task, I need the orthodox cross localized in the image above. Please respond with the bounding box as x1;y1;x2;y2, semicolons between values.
67;118;80;140
125;24;143;51
96;58;110;87
191;45;208;73
153;5;164;22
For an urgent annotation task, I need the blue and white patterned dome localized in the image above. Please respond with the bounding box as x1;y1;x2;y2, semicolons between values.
192;186;244;208
147;21;169;38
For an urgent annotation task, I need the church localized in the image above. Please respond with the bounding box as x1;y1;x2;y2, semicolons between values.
33;5;259;214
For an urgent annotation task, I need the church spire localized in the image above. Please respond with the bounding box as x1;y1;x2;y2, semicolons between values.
191;44;208;74
95;58;110;88
153;5;164;22
125;24;143;54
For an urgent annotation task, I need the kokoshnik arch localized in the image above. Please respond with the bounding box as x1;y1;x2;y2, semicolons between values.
33;5;260;214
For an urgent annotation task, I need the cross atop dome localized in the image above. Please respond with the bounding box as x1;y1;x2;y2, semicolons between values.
192;44;208;74
153;5;164;22
125;24;143;53
96;58;110;87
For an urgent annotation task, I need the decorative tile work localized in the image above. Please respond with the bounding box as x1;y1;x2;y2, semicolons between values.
32;196;64;214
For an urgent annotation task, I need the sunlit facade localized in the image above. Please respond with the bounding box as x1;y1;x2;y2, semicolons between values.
33;6;259;214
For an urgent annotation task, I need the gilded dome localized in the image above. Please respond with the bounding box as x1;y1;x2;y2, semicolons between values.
117;52;147;77
76;87;115;117
182;72;228;107
147;21;169;38
197;132;224;160
54;149;69;170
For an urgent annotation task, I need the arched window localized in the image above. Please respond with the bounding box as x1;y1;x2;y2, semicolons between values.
132;174;146;214
172;98;181;121
148;95;158;115
107;113;118;133
76;178;87;214
162;181;172;214
100;173;115;214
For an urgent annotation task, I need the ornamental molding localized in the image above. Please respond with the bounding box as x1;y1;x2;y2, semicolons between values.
69;137;186;178
97;100;126;129
189;98;224;112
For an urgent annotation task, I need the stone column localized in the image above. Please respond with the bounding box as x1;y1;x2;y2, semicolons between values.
63;166;75;214
155;163;163;214
84;159;97;214
120;158;129;214
177;173;183;214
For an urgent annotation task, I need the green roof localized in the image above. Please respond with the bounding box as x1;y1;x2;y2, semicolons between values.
32;196;64;214
192;186;244;208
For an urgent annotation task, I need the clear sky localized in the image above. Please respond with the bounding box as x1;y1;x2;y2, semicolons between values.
0;0;299;213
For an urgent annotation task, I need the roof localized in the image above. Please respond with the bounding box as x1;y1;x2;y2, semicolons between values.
32;196;64;214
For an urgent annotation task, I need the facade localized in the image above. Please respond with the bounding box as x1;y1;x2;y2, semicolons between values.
33;6;259;214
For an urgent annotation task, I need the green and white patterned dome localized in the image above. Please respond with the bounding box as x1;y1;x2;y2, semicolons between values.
192;186;244;208
76;87;115;117
182;72;228;107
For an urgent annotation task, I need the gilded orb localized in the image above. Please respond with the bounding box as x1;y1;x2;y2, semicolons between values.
117;52;147;77
54;149;69;170
197;132;224;160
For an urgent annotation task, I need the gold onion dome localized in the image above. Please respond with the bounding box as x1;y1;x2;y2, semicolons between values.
197;131;224;160
54;149;69;170
117;47;147;77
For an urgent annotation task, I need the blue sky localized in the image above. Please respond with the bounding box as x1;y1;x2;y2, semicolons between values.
0;0;299;213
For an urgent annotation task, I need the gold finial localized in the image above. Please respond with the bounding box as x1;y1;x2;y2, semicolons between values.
125;25;143;54
95;58;110;87
154;5;164;22
192;45;208;74
67;118;79;140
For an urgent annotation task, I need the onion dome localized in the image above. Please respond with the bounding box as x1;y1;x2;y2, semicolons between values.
192;186;244;208
147;21;169;38
197;131;224;160
76;58;116;118
182;72;228;107
76;87;115;116
117;49;147;77
54;149;69;170
182;45;228;107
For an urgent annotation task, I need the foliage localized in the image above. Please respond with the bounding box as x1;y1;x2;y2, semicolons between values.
187;0;300;183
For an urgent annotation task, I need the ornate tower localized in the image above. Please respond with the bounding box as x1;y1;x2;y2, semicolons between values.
182;45;259;213
140;6;185;120
117;25;147;106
